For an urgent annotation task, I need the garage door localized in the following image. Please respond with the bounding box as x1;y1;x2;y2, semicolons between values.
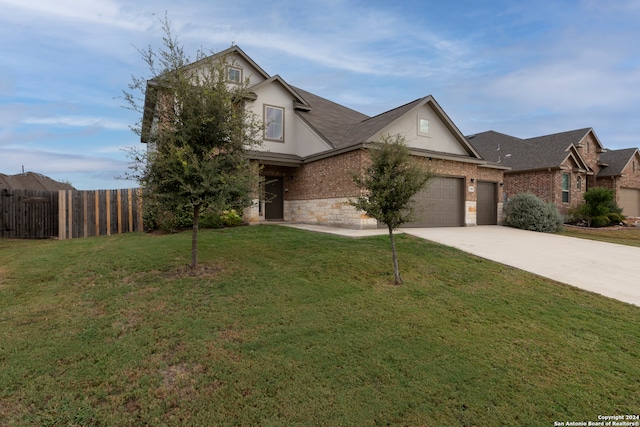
620;187;640;217
477;181;498;225
402;176;464;227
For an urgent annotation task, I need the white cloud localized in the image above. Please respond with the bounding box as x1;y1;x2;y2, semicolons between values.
22;116;130;131
0;0;152;30
0;147;126;175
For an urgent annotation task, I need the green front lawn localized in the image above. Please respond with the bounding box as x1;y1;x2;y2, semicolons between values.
560;226;640;247
1;225;638;426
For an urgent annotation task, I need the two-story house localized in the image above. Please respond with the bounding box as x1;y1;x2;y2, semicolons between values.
142;46;508;228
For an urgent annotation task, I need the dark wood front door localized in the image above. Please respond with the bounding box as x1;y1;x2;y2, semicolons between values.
264;176;284;220
477;181;498;225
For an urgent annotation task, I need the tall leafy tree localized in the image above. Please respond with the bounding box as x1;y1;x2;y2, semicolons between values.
123;17;263;268
350;135;432;285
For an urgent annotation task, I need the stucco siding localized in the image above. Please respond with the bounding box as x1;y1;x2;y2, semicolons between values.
373;104;468;156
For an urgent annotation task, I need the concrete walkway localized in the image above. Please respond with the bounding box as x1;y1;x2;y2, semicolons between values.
282;224;640;307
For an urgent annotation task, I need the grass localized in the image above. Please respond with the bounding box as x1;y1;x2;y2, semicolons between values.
1;225;639;426
559;225;640;247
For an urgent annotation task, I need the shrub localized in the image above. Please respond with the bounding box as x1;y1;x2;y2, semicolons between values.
574;187;625;227
565;205;586;225
199;209;224;229
143;199;193;233
607;212;625;224
199;208;243;229
590;216;610;228
220;209;243;227
504;193;563;232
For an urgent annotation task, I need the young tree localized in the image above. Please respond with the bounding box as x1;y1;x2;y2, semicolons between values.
350;135;432;285
122;17;263;269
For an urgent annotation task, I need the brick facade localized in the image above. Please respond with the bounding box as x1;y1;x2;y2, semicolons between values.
575;133;602;189
502;133;640;217
245;149;506;228
504;169;591;216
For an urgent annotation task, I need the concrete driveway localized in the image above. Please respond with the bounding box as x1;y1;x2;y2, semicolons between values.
403;226;640;307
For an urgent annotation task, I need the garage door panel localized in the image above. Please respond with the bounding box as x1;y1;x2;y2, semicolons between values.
402;176;464;228
620;188;640;217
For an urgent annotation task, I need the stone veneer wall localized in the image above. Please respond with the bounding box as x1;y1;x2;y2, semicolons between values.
285;197;377;229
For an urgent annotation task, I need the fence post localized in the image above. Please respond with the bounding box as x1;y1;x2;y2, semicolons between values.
137;188;144;232
117;189;122;234
128;189;133;232
106;191;111;236
95;190;100;237
82;191;89;238
67;190;73;239
58;190;66;240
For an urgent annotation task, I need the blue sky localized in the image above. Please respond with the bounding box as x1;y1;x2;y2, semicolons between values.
1;0;639;189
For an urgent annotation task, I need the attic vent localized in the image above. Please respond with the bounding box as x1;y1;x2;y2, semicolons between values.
293;101;311;112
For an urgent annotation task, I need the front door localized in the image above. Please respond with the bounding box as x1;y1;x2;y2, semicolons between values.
264;176;284;220
477;181;498;225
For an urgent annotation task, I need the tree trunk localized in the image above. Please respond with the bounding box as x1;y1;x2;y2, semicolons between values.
388;225;402;285
191;205;199;269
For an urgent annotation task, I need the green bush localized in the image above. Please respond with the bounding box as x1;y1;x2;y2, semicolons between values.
199;209;224;229
143;199;193;233
572;187;625;227
504;193;563;232
220;209;243;227
200;208;243;229
607;212;625;224
590;216;610;228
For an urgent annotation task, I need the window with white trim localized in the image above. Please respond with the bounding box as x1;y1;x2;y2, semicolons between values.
265;105;284;141
227;66;242;83
417;117;430;136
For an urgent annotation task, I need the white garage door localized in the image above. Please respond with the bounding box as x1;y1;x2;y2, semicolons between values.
620;188;640;217
402;176;464;227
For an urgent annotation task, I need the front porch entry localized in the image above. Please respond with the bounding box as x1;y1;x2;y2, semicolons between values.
264;176;284;220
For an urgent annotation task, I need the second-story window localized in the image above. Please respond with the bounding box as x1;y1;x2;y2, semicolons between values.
227;67;242;83
418;117;430;136
265;105;284;141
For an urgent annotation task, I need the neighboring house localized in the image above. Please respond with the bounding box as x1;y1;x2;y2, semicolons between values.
467;129;640;218
0;172;75;191
142;46;508;229
597;148;640;217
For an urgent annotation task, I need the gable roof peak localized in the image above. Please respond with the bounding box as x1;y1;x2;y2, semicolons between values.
212;45;271;80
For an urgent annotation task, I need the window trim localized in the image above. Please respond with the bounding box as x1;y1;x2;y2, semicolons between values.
417;116;430;137
227;66;242;83
562;173;570;203
264;105;284;142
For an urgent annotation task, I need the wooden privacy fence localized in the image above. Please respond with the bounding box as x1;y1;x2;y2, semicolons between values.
1;189;58;238
0;188;143;239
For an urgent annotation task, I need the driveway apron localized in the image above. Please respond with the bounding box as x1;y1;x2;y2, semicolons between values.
403;226;640;307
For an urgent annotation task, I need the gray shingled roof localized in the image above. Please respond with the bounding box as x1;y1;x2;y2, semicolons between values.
598;148;639;177
338;98;425;148
467;128;593;171
292;91;481;159
289;86;370;148
0;172;75;191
